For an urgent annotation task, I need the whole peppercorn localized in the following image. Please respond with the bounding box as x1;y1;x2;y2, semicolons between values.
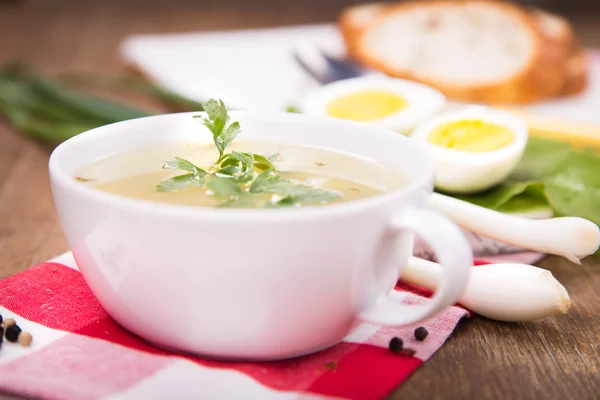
18;332;32;347
5;325;22;342
414;327;429;341
388;337;404;353
0;326;3;342
3;318;16;329
0;314;3;325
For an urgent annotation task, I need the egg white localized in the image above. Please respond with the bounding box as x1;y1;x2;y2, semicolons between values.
411;106;529;194
301;76;446;135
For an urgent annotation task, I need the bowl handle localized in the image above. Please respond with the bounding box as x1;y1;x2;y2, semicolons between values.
357;208;472;325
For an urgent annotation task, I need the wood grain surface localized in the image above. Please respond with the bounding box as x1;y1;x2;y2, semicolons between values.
1;1;599;399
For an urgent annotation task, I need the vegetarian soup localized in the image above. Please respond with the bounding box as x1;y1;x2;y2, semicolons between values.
74;99;406;209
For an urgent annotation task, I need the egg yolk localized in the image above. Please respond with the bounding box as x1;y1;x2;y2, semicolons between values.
428;120;514;152
326;90;407;122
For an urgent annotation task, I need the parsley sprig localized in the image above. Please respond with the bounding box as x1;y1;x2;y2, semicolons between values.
155;99;342;208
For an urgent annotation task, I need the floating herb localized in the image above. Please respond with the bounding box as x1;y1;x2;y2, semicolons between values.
216;151;255;182
207;175;243;197
156;99;342;208
155;157;207;192
268;189;342;208
253;153;278;170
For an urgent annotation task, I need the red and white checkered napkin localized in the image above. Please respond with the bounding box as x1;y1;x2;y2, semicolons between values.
0;251;540;400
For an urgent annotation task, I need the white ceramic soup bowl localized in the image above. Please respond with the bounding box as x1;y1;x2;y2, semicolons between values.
49;111;472;360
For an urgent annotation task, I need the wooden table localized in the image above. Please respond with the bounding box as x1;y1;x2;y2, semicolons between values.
1;1;598;399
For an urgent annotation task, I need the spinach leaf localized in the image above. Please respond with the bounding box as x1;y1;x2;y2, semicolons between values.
450;137;600;224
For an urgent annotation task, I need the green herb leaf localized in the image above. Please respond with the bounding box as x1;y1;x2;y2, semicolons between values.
251;169;342;206
157;157;207;192
215;121;241;156
229;151;254;169
264;196;298;208
267;189;342;208
155;98;344;208
215;151;254;182
209;99;228;135
253;153;277;170
163;157;207;176
207;175;243;197
156;173;204;192
292;188;342;204
217;195;255;208
194;99;239;158
249;169;285;193
202;99;227;123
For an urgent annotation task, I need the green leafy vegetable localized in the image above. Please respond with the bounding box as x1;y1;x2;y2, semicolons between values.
216;151;254;181
449;137;600;225
30;77;149;123
194;99;240;158
163;157;206;175
268;189;342;208
543;151;600;224
510;137;571;181
0;63;204;145
251;169;342;207
253;153;277;170
216;122;241;157
156;157;207;192
156;173;204;192
58;73;204;111
156;100;344;208
495;195;553;217
249;169;285;194
453;181;535;210
217;195;256;208
207;175;243;197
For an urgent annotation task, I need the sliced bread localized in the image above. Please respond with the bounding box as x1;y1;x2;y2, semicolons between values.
531;9;588;96
338;3;388;59
341;1;586;104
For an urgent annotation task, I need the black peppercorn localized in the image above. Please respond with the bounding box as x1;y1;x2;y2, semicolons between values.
0;314;3;325
0;326;3;342
414;327;428;341
388;337;404;353
5;325;21;342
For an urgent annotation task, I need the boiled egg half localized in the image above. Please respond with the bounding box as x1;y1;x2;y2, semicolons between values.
301;76;446;134
411;106;529;194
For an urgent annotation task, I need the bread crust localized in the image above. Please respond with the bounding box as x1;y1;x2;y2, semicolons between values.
344;0;586;104
531;9;587;96
338;3;388;60
561;49;589;96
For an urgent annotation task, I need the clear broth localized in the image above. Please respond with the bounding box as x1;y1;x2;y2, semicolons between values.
75;140;406;208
